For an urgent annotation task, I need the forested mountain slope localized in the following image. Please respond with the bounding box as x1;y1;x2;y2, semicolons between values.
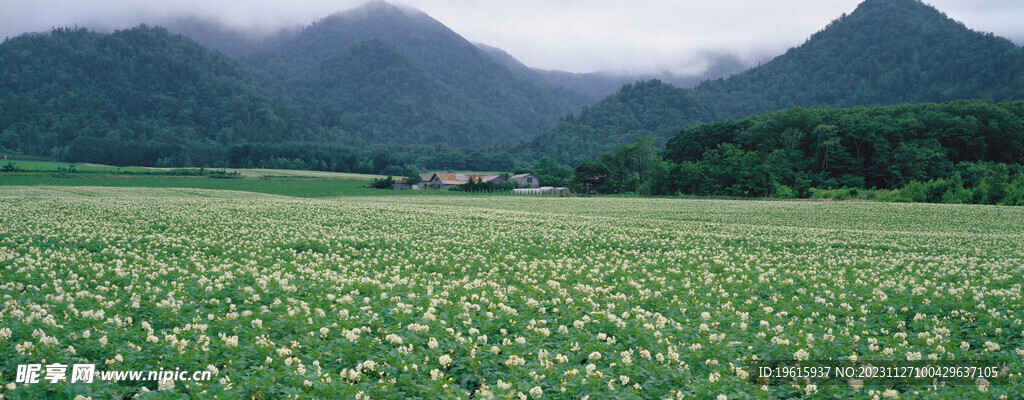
698;0;1024;119
0;26;327;163
239;1;589;147
527;0;1024;165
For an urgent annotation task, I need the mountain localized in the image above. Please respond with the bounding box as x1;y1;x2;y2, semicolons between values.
527;0;1024;166
0;25;329;163
232;1;590;147
697;0;1024;119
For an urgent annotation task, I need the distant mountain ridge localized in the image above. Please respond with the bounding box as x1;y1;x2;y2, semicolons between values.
527;0;1024;165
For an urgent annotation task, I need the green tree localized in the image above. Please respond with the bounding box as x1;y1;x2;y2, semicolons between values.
888;139;952;186
597;136;661;193
380;164;404;177
572;161;612;194
533;157;572;187
404;166;422;185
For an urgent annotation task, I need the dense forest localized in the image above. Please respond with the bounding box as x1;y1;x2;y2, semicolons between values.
567;100;1024;205
0;24;530;172
246;38;524;147
527;0;1024;165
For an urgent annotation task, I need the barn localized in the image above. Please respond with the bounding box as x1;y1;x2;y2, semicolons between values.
509;174;539;188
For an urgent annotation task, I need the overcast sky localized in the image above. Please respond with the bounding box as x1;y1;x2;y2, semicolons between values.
2;0;1022;74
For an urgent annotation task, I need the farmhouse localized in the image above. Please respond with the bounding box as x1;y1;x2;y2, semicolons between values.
395;173;508;190
392;173;440;190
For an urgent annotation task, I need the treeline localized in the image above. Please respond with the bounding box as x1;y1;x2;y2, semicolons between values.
0;24;583;160
222;142;525;174
57;141;529;175
660;100;1024;193
566;100;1024;206
807;167;1024;206
64;137;225;167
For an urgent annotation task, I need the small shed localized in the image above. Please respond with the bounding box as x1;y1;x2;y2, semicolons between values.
472;174;507;185
392;179;413;190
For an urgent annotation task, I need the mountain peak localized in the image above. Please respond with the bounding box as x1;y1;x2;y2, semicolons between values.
818;0;962;38
309;1;449;38
856;0;942;12
857;0;953;21
341;1;403;17
330;1;431;24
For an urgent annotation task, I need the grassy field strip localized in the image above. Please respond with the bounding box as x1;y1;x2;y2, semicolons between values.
1;159;386;180
143;167;386;180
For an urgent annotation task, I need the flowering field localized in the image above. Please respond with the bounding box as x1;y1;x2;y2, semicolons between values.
1;186;1023;399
